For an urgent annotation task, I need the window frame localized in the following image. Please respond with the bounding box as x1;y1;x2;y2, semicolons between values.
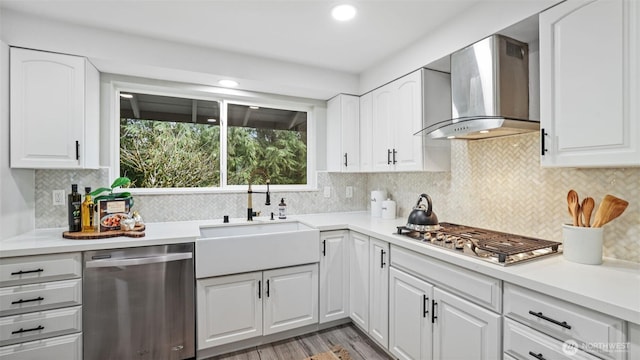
107;78;317;194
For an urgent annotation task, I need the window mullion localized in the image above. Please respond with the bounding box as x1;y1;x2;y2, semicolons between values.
220;100;229;188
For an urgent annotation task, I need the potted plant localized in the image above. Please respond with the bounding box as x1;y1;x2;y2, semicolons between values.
90;176;132;201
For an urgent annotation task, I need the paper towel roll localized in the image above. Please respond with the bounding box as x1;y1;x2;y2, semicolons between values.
371;190;386;217
381;199;396;219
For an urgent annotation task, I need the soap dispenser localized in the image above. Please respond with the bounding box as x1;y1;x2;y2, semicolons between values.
278;198;287;219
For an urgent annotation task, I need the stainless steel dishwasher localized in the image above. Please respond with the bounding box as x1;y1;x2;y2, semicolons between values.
83;243;195;360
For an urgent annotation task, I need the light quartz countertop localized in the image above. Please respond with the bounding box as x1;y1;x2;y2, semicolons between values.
1;211;638;324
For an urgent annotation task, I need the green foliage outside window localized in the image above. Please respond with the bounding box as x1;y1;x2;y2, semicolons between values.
120;119;307;188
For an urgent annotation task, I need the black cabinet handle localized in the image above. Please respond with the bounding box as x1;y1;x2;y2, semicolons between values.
392;149;397;164
11;325;44;335
322;240;326;256
266;279;270;298
11;296;44;305
380;249;386;268
11;268;43;276
431;299;438;323
423;295;429;318
258;280;261;299
387;149;392;165
540;128;548;156
528;310;572;329
75;141;80;160
344;153;348;167
528;351;547;360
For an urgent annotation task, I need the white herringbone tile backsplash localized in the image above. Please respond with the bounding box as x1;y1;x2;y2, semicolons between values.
36;132;639;262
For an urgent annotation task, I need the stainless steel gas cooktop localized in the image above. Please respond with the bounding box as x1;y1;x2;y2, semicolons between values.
395;222;561;266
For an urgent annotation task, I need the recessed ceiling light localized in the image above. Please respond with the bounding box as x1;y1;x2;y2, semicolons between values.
249;106;260;110
207;119;217;123
120;93;133;98
218;79;239;87
447;136;456;139
480;130;490;134
332;4;356;21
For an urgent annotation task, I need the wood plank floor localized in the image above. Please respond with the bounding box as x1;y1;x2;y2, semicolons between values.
207;324;394;360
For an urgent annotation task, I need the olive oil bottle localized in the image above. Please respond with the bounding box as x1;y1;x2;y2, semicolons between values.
67;184;82;232
81;187;95;232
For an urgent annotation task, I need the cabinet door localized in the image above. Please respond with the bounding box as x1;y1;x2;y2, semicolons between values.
263;264;318;335
540;0;640;167
9;47;98;169
341;95;360;172
371;84;394;172
0;333;82;360
327;94;360;172
319;231;350;324
359;92;373;171
392;70;424;172
196;272;262;349
349;232;370;329
433;288;501;360
389;267;434;360
369;237;389;348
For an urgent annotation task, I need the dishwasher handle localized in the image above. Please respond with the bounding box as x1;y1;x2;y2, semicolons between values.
85;252;193;268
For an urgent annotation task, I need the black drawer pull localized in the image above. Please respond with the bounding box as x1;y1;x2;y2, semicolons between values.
392;149;397;164
528;310;572;329
423;295;429;318
258;280;261;299
266;279;270;298
11;268;44;276
528;351;547;360
11;325;44;335
344;153;348;167
380;249;386;268
387;149;392;165
11;296;44;305
75;141;80;160
322;240;326;256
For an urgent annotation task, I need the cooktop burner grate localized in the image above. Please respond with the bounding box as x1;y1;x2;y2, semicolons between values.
396;222;561;265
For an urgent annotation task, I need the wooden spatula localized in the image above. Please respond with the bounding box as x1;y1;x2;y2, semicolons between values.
581;197;595;227
592;195;629;228
567;190;580;227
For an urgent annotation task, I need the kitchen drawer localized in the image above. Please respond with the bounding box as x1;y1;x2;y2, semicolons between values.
0;305;82;346
0;253;81;287
0;333;81;360
0;279;82;316
390;245;501;312
504;283;626;360
505;318;601;360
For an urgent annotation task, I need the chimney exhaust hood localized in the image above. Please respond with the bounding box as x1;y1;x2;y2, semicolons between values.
417;34;539;140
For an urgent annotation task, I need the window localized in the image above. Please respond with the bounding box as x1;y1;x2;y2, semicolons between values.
118;91;310;191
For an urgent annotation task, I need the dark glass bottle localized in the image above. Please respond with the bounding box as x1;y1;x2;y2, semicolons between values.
68;184;82;232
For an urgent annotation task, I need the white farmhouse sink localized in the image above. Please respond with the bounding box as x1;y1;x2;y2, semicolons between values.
195;221;319;278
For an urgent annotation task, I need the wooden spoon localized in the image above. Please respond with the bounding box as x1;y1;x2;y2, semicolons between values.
567;190;580;227
592;195;629;228
581;197;595;227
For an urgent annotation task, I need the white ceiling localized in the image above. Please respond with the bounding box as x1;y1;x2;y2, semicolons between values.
0;0;483;74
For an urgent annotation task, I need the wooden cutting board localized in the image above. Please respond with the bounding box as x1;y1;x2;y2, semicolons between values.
62;224;145;240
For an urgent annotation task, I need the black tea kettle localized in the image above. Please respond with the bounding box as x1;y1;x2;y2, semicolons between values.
406;193;439;231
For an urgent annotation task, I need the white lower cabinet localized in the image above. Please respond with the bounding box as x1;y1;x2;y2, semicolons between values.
0;333;82;360
319;231;350;324
433;287;501;360
389;245;502;360
369;238;389;348
504;318;600;360
197;264;318;350
389;267;433;360
349;232;370;329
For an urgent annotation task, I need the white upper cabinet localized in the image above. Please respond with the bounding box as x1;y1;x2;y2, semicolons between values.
540;0;640;167
359;92;374;172
326;94;360;172
10;47;99;169
371;69;451;172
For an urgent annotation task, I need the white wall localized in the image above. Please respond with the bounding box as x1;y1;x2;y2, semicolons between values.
0;40;35;238
359;0;559;93
0;9;359;101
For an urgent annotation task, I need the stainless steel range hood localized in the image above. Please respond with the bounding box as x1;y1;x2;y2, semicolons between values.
417;34;539;140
